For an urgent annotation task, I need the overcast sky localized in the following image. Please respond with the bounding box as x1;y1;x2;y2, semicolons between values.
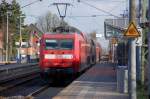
14;0;128;33
5;0;128;49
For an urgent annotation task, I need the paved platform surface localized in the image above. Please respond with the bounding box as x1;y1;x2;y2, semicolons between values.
53;63;129;99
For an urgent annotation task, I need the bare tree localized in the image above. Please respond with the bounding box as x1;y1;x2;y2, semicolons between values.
36;11;61;33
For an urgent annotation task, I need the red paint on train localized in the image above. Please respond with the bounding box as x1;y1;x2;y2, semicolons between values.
39;32;92;74
39;27;102;79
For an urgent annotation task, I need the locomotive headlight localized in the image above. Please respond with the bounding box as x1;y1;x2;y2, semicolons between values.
44;54;56;59
62;54;73;59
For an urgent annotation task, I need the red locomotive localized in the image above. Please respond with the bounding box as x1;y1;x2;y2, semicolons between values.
39;26;102;79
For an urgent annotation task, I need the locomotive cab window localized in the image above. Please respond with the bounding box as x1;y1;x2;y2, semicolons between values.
60;39;74;50
45;39;58;49
45;39;73;50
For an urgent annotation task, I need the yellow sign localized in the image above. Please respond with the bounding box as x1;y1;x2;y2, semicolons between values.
124;22;140;38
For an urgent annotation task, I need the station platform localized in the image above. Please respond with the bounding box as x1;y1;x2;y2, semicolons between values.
53;63;129;99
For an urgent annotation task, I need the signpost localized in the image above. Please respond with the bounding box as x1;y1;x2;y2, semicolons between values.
104;19;127;39
124;22;140;38
124;21;140;99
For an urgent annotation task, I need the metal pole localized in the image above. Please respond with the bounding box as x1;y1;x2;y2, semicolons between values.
136;0;142;82
141;0;148;85
130;38;137;99
19;16;22;63
6;12;9;64
148;0;150;98
129;0;137;99
139;0;142;24
112;43;115;63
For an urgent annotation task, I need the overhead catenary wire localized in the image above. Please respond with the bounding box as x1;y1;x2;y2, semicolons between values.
66;15;111;18
79;0;125;3
109;1;126;12
21;0;42;8
67;17;82;28
69;0;75;17
67;15;104;33
6;0;43;15
80;1;120;18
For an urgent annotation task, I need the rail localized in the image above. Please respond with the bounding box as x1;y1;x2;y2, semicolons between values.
0;73;39;92
27;85;50;97
0;63;40;82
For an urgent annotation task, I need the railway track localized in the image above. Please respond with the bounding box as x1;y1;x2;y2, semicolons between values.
0;74;72;98
0;72;40;92
0;85;50;99
0;64;95;98
27;85;50;97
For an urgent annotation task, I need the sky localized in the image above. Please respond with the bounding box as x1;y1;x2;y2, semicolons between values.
14;0;128;33
4;0;128;50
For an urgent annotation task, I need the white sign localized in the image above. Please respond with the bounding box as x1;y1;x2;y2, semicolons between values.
136;28;142;46
96;33;102;38
15;42;28;46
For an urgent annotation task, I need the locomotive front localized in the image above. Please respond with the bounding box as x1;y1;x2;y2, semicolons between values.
39;33;79;77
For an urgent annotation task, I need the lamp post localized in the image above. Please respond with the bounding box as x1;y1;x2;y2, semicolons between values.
18;15;25;63
5;11;11;64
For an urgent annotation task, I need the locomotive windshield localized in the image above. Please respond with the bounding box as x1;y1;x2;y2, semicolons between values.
45;39;73;50
45;40;58;49
60;39;73;49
